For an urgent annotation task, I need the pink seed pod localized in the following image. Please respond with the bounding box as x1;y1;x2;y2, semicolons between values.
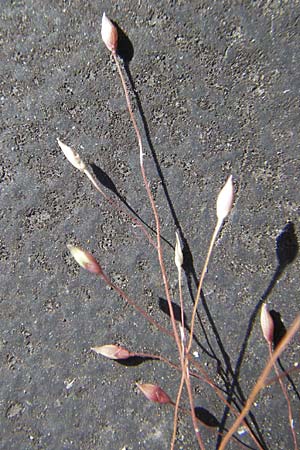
91;344;130;360
101;12;118;53
216;175;234;222
136;383;172;404
57;138;86;172
67;245;103;275
260;303;274;344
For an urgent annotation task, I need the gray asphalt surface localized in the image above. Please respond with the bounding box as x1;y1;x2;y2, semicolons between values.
1;1;299;449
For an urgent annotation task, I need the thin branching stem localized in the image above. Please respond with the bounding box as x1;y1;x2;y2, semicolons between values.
111;51;182;352
188;356;265;450
172;403;258;450
98;269;173;338
170;267;186;449
111;52;181;352
134;347;264;449
180;207;266;449
183;360;206;450
178;268;185;345
265;366;300;387
111;50;206;448
63;15;300;450
171;370;185;450
187;218;223;353
219;315;300;450
268;342;298;450
97;265;262;449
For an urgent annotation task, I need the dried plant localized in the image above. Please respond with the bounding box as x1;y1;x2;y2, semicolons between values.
58;13;300;450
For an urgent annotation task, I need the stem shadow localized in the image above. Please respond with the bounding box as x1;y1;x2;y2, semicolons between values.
90;163;172;244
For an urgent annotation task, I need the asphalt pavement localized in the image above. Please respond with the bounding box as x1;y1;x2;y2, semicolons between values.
1;1;299;449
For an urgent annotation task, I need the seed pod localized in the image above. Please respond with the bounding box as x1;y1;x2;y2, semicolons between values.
216;175;234;222
67;245;103;275
260;303;274;344
136;383;172;404
57;138;86;172
101;12;118;53
175;231;183;270
91;344;130;360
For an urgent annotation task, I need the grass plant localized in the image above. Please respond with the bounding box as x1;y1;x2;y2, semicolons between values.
57;13;300;450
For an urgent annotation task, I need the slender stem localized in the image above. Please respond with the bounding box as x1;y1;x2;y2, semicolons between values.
219;315;300;450
112;51;182;356
171;370;185;450
107;50;269;450
173;415;252;450
170;267;187;449
175;218;222;448
170;398;261;450
98;269;173;338
110;51;209;446
188;355;265;450
187;218;223;353
136;346;291;450
129;351;179;371
184;360;206;450
268;342;298;450
265;366;300;387
174;218;222;448
178;267;185;344
136;343;266;449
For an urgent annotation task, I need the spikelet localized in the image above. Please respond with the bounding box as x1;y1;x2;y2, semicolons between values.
216;175;234;222
101;13;118;53
67;245;103;275
91;344;130;360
